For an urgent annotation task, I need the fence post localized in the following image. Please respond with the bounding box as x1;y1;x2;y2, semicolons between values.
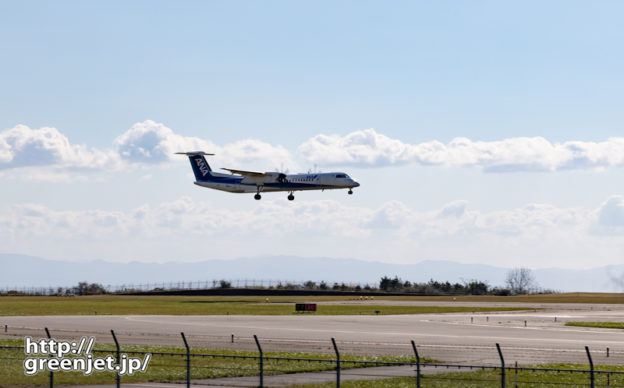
253;335;264;388
586;346;594;388
496;343;505;388
331;337;341;388
111;330;121;388
44;328;53;388
181;332;190;388
411;340;421;388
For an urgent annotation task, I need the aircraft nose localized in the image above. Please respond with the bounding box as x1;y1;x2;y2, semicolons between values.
353;181;360;187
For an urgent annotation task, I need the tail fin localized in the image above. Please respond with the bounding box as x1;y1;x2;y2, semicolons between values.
175;151;215;181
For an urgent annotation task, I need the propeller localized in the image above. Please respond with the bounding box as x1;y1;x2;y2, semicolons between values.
275;163;289;182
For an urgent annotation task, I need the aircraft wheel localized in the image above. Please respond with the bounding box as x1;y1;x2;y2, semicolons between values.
254;194;262;200
348;189;353;195
288;194;295;201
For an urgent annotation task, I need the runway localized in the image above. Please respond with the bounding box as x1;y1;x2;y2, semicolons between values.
2;302;624;365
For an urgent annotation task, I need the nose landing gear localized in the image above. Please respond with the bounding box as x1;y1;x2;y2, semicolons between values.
348;189;353;195
254;194;261;200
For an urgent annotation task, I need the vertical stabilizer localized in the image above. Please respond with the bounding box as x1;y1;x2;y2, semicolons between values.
175;152;215;181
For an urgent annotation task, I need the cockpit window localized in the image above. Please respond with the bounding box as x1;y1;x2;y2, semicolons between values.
335;174;347;178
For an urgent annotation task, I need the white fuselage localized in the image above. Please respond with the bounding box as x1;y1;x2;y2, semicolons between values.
194;172;359;193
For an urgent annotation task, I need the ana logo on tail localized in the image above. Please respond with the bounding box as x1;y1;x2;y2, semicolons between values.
195;158;210;176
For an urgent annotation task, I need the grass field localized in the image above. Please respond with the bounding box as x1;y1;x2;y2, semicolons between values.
290;363;624;387
566;321;624;329
0;295;532;316
0;292;622;316
0;339;430;386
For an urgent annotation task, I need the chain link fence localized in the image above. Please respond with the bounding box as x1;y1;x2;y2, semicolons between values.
2;327;624;387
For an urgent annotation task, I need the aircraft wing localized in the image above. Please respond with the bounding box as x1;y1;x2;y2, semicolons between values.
222;168;266;177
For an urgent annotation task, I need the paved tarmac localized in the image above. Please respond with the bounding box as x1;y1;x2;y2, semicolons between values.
2;301;624;365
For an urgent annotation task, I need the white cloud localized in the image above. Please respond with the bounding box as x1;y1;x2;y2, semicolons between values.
593;196;624;235
298;129;428;166
219;139;295;171
1;196;622;268
0;121;297;180
114;121;215;163
0;125;120;172
299;129;624;172
366;201;413;230
4;123;624;180
113;120;297;169
438;200;469;218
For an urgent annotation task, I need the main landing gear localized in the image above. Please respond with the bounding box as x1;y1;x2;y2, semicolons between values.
287;193;295;201
254;194;261;200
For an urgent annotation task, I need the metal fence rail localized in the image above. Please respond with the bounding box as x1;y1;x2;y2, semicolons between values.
2;327;624;387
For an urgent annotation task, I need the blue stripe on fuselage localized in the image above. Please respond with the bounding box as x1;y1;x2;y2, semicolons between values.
264;182;331;190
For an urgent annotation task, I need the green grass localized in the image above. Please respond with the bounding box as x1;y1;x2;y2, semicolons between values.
0;295;529;316
0;339;430;386
2;292;622;316
289;363;624;387
566;321;624;329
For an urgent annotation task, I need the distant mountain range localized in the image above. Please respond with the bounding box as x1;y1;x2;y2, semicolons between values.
1;253;623;292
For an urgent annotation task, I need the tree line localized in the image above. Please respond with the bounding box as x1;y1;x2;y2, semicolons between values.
4;268;545;296
378;268;542;295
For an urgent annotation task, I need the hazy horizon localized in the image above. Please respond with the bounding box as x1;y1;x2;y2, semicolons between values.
2;253;623;292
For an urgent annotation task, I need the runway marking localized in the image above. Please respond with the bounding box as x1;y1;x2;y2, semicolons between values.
422;318;624;335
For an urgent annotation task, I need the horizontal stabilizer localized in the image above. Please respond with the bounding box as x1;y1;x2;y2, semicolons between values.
175;151;215;156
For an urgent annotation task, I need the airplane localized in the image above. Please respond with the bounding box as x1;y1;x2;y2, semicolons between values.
176;151;360;200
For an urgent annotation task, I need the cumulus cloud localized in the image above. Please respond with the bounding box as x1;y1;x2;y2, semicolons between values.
114;121;214;163
113;120;298;169
298;129;624;172
0;125;120;171
1;196;622;267
112;120;298;169
4;122;624;180
0;121;297;179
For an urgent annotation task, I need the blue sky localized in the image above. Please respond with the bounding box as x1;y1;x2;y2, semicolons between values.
2;1;624;271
